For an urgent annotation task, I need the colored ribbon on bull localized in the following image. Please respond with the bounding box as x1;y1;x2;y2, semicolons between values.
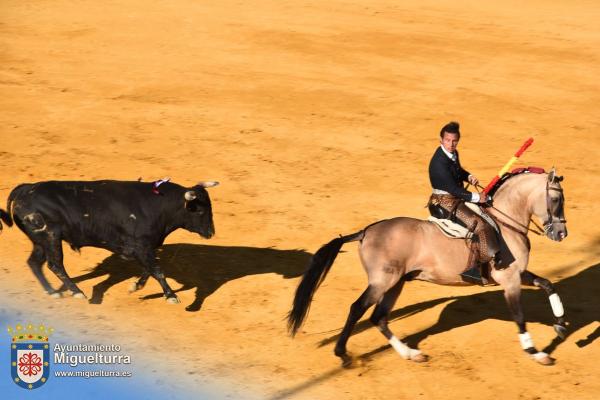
152;177;170;195
482;138;534;195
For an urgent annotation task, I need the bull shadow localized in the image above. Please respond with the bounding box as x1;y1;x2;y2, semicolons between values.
318;263;600;356
69;244;310;312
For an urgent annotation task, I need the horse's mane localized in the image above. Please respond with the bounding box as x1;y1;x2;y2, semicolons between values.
488;167;546;198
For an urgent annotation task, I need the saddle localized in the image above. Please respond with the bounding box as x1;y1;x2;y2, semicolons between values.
427;195;506;281
428;216;474;239
428;195;514;276
428;203;499;238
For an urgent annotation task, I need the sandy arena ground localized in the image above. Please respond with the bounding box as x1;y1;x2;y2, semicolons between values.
1;1;599;398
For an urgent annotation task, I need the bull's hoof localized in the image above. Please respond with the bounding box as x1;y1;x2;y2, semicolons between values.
339;353;354;368
49;292;62;299
128;282;140;293
553;324;567;339
166;296;180;304
410;353;429;363
73;292;87;299
532;352;555;366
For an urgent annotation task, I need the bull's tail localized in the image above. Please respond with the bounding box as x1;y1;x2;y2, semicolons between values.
0;208;10;231
2;183;31;230
287;230;364;336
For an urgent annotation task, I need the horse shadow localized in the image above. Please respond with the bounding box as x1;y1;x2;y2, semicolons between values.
69;244;310;312
319;263;600;355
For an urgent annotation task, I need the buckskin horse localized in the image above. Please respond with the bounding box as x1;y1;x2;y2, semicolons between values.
288;168;567;366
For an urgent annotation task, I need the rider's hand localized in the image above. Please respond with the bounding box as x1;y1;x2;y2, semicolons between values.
478;193;491;204
468;175;479;186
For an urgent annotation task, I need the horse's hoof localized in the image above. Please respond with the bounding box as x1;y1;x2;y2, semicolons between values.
166;296;180;304
553;324;567;339
536;356;555;366
128;282;139;293
49;292;62;299
532;352;554;366
410;353;429;363
73;292;87;299
339;353;354;368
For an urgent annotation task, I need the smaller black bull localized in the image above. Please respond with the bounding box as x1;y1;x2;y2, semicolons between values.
0;179;218;303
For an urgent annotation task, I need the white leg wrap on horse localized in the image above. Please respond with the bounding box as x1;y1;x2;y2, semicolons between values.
389;336;421;360
548;293;564;318
519;332;535;350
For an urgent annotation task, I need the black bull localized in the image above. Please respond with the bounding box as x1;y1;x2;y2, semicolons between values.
0;179;218;303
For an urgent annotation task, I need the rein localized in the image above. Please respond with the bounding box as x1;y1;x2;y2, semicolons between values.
468;182;542;237
486;203;545;237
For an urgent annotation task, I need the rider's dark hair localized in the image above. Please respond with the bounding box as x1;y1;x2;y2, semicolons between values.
440;121;460;138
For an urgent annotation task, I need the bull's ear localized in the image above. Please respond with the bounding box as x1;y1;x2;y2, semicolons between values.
197;181;219;188
184;191;197;201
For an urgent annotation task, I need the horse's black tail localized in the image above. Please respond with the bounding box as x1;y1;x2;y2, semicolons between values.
287;230;364;336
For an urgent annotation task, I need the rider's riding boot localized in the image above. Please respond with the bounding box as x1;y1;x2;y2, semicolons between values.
460;264;489;286
493;251;509;270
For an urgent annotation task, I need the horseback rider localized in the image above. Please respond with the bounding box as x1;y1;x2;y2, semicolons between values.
427;121;500;284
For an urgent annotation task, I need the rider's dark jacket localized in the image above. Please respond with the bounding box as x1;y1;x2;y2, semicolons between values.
428;147;472;201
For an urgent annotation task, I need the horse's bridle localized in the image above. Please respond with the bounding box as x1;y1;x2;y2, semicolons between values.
543;179;567;232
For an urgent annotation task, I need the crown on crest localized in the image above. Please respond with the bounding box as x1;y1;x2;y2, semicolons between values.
6;323;53;342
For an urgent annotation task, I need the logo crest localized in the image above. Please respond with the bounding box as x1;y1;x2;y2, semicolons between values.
8;323;53;390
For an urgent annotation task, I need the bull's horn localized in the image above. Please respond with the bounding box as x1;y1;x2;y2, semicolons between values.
198;181;219;188
184;191;197;201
